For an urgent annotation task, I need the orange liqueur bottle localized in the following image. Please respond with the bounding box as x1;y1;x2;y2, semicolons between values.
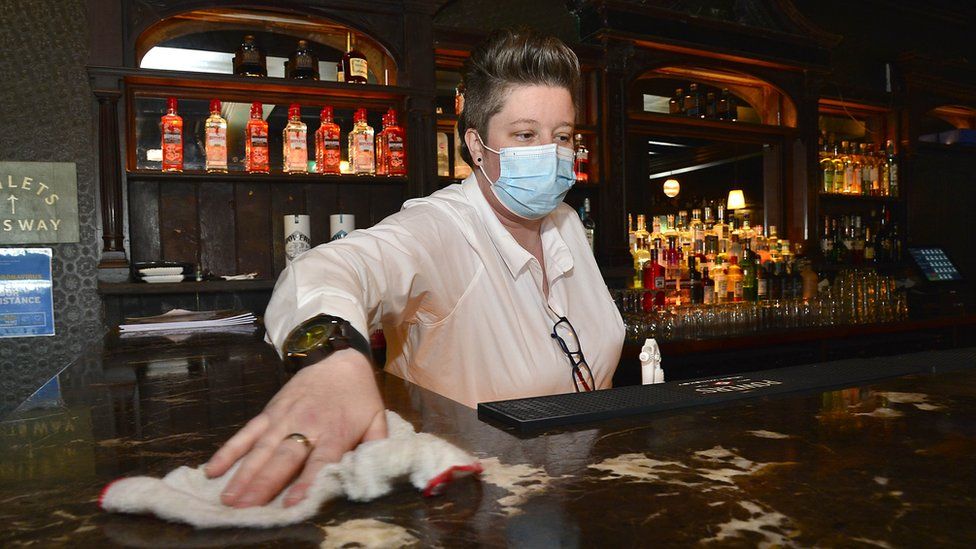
315;106;341;174
245;102;269;174
384;108;406;176
204;99;227;173
375;111;389;176
160;97;183;172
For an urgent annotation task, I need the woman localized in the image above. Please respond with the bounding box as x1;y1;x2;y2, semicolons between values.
206;28;625;509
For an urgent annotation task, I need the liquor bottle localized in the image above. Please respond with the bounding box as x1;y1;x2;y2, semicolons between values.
684;83;702;118
287;39;319;80
245;102;269;174
669;88;684;115
789;261;804;300
885;140;899;197
315;106;341;175
160;97;183;172
859;143;872;196
718;88;736;121
336;59;344;83
581;198;596;252
705;92;717;119
726;256;744;302
756;257;768;301
688;255;704;304
820;216;833;261
712;259;727;304
436;132;450;177
233;35;267;77
831;141;845;194
690;208;705;256
375;111;389;176
627;213;636;254
573;133;589;183
204;99;227;173
702;267;715;305
820;133;834;193
384;108;406;176
283;103;308;174
633;215;652;288
341;32;368;84
767;262;782;300
348;108;375;175
741;241;757;302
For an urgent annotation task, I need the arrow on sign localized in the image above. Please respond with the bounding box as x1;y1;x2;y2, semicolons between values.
6;195;16;215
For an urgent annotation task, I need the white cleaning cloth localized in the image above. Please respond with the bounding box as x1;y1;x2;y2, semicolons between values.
100;411;481;528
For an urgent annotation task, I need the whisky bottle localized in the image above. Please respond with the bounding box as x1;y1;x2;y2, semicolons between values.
741;241;757;302
702;267;715;305
885;140;899;197
573;133;589;183
204;99;227;173
669;88;684;115
820;133;834;193
283;104;308;174
233;35;267;77
384;108;406;176
160;97;183;172
336;59;344;83
684;83;702;118
341;33;368;84
688;255;703;304
245;102;269;174
315;106;341;175
348;108;375;175
287;40;319;80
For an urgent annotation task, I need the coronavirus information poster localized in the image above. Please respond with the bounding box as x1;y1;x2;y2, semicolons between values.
0;248;55;337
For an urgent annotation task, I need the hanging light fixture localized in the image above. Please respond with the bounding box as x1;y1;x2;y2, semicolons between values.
727;189;746;210
663;177;680;197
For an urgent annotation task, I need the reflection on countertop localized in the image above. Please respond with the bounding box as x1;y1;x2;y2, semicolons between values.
2;331;976;547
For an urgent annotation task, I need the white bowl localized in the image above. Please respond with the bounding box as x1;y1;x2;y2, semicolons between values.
139;267;185;276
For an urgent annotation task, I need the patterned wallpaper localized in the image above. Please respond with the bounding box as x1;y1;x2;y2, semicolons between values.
0;0;104;416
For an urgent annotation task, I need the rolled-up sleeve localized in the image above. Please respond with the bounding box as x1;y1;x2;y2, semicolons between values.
263;209;435;357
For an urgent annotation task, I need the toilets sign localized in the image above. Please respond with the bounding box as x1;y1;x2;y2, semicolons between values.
0;162;79;244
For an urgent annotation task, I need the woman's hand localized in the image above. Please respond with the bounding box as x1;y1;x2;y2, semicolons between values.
204;348;387;507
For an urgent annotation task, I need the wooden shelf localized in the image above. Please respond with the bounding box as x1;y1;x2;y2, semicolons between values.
99;279;276;296
126;170;407;185
818;192;900;203
627;110;798;138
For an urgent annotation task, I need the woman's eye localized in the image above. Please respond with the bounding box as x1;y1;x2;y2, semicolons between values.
515;132;534;140
556;135;571;143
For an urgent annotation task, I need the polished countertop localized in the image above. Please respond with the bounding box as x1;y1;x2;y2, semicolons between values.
2;330;976;547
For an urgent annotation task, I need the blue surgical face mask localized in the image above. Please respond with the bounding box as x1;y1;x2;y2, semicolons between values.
477;135;576;220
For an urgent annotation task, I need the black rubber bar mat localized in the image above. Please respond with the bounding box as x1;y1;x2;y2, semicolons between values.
478;347;976;432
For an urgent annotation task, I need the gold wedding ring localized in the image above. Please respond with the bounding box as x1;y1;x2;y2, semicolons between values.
284;433;312;449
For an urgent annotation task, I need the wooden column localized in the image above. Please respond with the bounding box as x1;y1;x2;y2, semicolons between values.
403;0;438;198
598;41;637;272
95;88;128;272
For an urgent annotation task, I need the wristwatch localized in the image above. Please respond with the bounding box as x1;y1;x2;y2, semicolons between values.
283;314;372;372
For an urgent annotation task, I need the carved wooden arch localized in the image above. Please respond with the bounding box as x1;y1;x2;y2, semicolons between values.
125;2;404;83
629;62;800;128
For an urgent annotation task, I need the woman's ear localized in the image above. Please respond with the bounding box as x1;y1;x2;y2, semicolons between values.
464;128;484;166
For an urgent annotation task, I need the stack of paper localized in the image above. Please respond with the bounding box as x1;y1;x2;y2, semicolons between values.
119;309;257;334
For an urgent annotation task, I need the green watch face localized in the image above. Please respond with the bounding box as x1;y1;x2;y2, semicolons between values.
289;323;336;353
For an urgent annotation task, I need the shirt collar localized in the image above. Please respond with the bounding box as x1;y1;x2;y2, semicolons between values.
462;175;574;280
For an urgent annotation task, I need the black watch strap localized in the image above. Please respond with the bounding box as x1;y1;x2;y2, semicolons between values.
283;314;373;372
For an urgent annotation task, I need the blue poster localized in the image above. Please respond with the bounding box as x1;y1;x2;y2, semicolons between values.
0;248;55;337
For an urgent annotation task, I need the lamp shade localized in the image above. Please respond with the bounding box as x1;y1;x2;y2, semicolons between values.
663;178;680;198
727;189;746;210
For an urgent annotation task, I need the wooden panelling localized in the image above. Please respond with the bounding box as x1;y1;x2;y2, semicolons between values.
159;181;200;264
235;183;273;278
199;182;237;276
271;183;308;275
128;179;161;262
304;183;338;247
371;183;406;225
334;182;372;237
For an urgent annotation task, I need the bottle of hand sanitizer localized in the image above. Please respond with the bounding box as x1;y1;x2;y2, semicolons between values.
639;338;664;384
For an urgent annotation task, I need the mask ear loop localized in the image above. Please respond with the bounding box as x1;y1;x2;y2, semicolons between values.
475;133;500;185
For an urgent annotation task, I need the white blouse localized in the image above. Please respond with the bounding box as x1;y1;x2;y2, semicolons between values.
264;175;625;408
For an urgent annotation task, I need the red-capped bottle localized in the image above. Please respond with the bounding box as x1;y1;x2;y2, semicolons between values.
375;111;389;176
315;106;341;175
245;102;269;174
384;108;406;176
160;97;183;172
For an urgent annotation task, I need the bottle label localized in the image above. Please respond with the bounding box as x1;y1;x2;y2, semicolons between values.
349;58;368;80
585;229;594;252
162;129;182;167
733;280;744;299
205;128;227;169
352;133;375;172
758;279;768;297
388;138;406;174
294;55;315;70
248;129;269;169
703;286;714;304
285;130;307;171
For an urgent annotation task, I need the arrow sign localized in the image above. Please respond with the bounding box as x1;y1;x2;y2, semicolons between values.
6;195;16;215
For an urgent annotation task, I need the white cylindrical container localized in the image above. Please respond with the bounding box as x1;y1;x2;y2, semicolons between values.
639;338;664;384
329;213;355;241
284;214;311;263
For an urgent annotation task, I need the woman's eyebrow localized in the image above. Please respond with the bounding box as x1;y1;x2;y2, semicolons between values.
507;119;575;129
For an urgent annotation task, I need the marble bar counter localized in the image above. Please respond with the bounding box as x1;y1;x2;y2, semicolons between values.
3;331;976;547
